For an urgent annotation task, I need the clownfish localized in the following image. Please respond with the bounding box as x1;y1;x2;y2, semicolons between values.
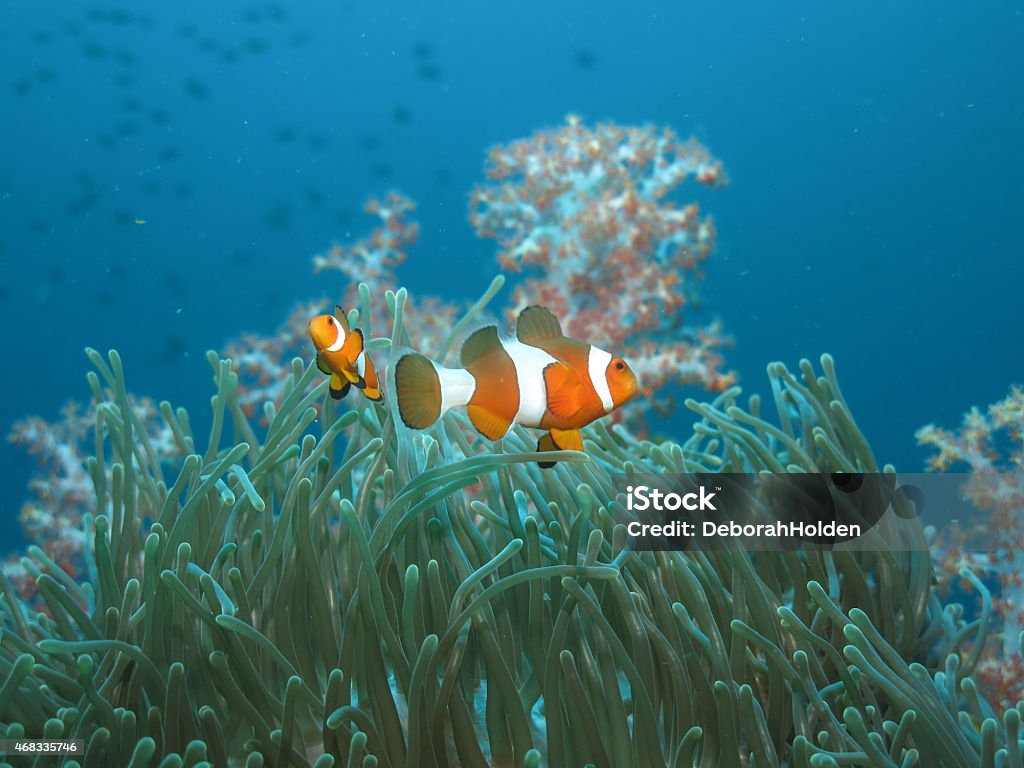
308;306;383;402
393;305;637;467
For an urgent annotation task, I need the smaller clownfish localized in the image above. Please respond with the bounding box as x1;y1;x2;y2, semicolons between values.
308;306;383;402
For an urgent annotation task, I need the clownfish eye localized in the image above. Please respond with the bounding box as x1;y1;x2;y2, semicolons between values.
613;359;625;371
327;316;334;325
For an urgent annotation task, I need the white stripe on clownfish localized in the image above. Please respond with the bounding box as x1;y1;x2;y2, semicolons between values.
588;347;614;412
502;339;557;429
436;362;476;414
356;350;367;378
325;318;347;352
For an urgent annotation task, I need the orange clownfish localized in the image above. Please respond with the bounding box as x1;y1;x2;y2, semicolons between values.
393;305;638;467
309;306;383;402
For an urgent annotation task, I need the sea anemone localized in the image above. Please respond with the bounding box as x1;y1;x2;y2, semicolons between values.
1;284;1018;767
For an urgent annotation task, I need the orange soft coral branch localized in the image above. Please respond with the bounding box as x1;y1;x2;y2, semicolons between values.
918;385;1024;709
470;116;733;420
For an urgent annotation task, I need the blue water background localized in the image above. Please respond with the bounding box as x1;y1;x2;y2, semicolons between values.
0;0;1021;554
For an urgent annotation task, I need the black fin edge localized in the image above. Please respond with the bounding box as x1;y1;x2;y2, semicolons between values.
537;437;558;469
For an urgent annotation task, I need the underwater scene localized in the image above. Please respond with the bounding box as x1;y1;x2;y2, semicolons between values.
1;0;1023;766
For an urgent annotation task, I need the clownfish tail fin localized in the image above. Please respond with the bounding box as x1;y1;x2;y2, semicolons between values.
393;352;477;430
394;353;443;429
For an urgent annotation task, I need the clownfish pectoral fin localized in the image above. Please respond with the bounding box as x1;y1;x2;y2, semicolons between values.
315;353;332;376
362;385;384;402
536;432;559;469
516;305;563;345
329;373;352;400
549;428;583;453
543;362;584;419
466;404;513;440
339;327;365;364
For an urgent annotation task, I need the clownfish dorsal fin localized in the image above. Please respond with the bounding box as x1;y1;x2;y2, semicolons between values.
333;305;352;332
516;306;563;345
543;362;584;419
460;325;502;368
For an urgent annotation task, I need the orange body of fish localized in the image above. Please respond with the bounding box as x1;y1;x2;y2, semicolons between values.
393;305;638;467
308;306;383;402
